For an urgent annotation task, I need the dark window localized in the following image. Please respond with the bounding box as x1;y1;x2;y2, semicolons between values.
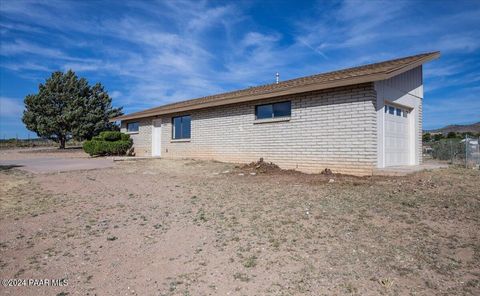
172;115;191;139
273;101;291;117
127;122;139;132
256;104;273;119
255;101;291;119
396;108;402;116
388;106;395;115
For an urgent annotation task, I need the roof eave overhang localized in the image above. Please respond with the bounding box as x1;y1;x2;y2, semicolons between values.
382;51;440;80
110;52;440;122
110;74;381;122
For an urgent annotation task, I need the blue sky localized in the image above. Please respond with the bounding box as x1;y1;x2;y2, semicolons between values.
1;0;479;139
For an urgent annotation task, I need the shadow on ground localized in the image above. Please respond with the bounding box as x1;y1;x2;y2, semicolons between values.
0;165;23;171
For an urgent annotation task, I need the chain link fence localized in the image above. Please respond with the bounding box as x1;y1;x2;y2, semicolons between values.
424;136;480;168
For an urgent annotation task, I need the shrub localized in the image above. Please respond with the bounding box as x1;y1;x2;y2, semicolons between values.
433;134;444;141
83;132;132;156
99;131;123;141
120;133;130;141
422;133;431;142
446;131;457;138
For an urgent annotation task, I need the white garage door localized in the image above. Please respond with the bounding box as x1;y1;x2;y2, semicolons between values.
385;105;410;166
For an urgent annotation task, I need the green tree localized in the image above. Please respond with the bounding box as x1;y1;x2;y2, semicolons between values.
433;133;444;141
446;131;457;138
422;133;431;142
73;83;123;140
22;70;122;148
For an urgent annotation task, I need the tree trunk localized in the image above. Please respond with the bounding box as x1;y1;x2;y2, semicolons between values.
59;137;66;149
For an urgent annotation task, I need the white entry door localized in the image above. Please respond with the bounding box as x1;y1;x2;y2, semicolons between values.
152;119;162;157
384;105;410;166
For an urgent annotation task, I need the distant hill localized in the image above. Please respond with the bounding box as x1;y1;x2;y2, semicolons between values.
425;122;480;135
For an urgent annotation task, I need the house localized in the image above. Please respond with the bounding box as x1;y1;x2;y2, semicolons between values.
112;52;440;175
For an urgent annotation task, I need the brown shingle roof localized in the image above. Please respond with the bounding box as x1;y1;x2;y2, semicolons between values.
112;51;439;121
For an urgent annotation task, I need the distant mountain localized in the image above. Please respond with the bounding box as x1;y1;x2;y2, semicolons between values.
425;122;480;135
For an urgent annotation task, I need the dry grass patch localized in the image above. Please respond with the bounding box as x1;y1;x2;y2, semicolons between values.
0;159;478;296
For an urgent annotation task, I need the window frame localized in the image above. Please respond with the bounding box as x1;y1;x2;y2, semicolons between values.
171;115;191;140
255;101;291;120
126;122;139;133
385;104;409;118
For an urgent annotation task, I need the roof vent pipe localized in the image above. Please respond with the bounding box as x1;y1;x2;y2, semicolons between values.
275;72;279;84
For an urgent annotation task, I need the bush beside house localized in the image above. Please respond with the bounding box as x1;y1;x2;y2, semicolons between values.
83;131;133;156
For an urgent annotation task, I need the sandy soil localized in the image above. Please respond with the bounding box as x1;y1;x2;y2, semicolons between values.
0;154;479;295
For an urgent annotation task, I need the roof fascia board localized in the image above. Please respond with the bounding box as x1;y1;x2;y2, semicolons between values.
382;52;440;80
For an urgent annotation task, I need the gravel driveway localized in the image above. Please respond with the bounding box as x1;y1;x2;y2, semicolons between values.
0;148;113;173
0;157;113;173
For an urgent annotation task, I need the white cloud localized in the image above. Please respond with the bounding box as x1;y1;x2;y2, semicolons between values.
0;39;64;58
424;62;464;78
0;97;24;118
430;35;480;53
109;91;122;99
1;61;52;72
242;32;280;47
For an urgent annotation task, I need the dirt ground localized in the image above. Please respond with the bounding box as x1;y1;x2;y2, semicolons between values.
0;148;113;174
0;147;88;161
0;150;479;296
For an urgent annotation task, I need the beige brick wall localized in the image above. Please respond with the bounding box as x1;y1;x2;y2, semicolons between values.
121;120;152;156
122;83;378;175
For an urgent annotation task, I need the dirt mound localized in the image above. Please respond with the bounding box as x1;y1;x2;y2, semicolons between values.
320;168;333;175
238;158;281;174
